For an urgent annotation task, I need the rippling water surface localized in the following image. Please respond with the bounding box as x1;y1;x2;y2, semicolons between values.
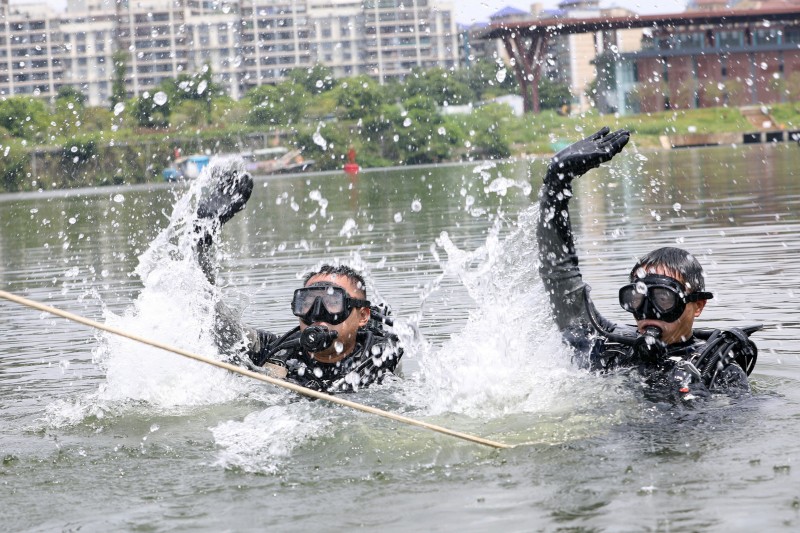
2;144;800;531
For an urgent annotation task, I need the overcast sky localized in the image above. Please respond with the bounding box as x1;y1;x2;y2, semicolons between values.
455;1;687;24
38;0;688;22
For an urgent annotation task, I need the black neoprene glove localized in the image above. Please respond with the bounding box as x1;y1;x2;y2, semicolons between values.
197;169;254;225
194;168;253;283
546;126;630;183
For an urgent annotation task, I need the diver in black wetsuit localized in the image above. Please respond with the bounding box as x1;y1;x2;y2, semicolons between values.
537;128;759;401
192;167;402;393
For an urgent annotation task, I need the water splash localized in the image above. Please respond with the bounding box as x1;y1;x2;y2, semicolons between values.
99;159;254;406
45;158;257;427
403;205;581;418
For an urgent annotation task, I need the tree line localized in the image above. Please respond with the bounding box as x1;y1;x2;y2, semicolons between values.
0;59;572;192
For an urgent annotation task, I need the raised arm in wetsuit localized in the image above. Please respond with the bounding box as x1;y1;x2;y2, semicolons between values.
193;166;402;393
536;128;759;400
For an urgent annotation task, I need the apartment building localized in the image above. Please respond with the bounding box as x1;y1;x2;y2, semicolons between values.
0;0;458;106
0;2;63;99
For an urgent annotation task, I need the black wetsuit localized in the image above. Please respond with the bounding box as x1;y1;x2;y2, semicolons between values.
193;168;403;393
537;131;758;398
246;326;403;393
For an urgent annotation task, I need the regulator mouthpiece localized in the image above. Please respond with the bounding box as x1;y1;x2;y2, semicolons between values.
643;326;662;340
634;325;666;363
300;325;339;353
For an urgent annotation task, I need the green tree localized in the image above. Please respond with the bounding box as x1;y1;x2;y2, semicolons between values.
334;75;386;119
60;136;98;186
293;121;352;171
160;64;226;125
110;50;128;109
0;97;48;139
172;99;215;129
403;66;474;106
52;86;88;138
56;86;87;107
130;92;171;129
453;59;517;101
469;103;513;159
356;101;400;162
246;82;305;126
391;94;457;164
0;141;28;191
724;79;747;107
786;72;800;102
286;64;335;94
538;77;572;110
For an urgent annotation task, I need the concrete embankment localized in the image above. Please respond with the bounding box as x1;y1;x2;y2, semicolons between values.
662;130;800;148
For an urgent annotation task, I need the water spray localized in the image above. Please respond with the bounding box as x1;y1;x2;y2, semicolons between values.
0;289;514;450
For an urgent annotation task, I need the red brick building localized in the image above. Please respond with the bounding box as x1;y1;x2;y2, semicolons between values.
619;8;800;113
482;4;800;114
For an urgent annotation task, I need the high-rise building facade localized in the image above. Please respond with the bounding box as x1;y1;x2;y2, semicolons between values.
0;0;458;107
0;2;64;99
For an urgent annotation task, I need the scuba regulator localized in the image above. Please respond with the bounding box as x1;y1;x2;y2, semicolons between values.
300;325;339;353
584;286;667;362
298;304;394;353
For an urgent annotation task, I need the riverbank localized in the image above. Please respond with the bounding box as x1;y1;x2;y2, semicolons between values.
3;101;800;194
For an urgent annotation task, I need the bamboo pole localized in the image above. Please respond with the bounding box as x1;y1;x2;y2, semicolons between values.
0;289;513;450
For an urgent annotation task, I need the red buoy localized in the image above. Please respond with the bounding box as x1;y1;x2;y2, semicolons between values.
344;147;360;175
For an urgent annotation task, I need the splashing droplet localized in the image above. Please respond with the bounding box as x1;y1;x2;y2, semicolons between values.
312;130;327;150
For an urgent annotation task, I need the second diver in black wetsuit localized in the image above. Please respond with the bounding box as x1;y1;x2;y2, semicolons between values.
537;127;759;401
192;166;403;394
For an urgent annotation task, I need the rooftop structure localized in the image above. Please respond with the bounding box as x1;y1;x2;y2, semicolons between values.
481;4;800;113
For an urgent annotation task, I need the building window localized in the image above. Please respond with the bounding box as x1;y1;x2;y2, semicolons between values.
675;32;703;50
755;28;780;45
786;26;800;44
717;31;743;49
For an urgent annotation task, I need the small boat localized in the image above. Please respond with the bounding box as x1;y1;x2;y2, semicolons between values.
242;147;314;175
162;154;210;181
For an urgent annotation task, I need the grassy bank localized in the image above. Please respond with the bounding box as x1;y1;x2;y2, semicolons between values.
3;103;798;194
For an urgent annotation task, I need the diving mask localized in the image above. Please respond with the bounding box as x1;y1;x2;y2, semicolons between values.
291;283;370;325
619;274;713;323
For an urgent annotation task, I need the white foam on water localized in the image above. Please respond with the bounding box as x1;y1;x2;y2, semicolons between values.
210;402;332;474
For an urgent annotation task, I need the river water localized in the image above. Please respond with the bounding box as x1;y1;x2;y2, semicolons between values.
2;143;799;531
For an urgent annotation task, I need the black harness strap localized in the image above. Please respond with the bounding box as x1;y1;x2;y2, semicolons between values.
692;326;760;378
